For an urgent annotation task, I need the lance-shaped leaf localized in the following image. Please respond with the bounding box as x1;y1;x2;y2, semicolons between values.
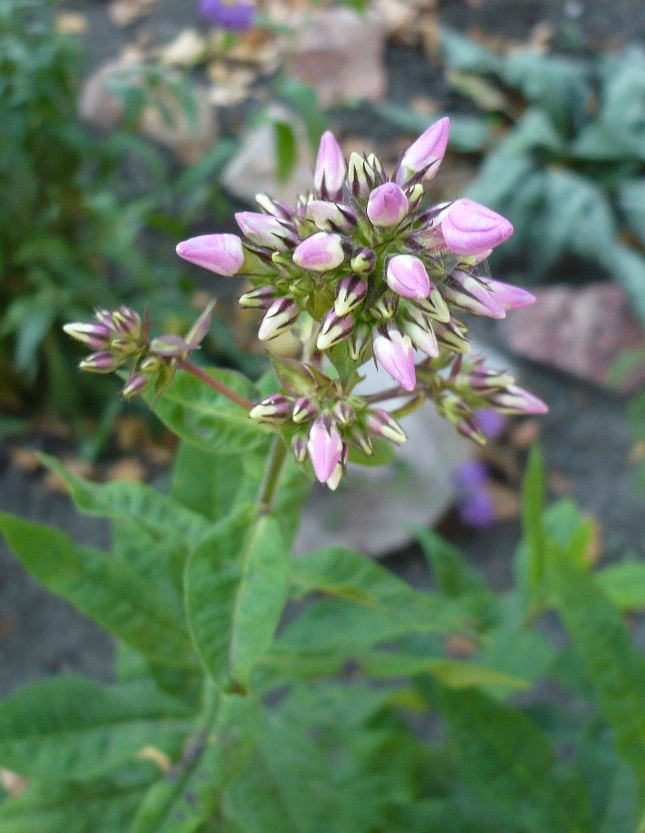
290;547;469;635
0;761;157;833
171;439;245;523
0;513;197;669
186;505;290;690
0;676;195;781
42;454;209;547
421;683;593;833
133;693;258;833
547;538;645;780
596;560;645;611
150;367;269;454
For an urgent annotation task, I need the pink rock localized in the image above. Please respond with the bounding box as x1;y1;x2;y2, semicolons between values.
498;283;645;392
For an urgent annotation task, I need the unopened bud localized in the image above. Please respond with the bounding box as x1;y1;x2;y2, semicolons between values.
314;131;346;200
258;298;300;341
63;322;111;350
238;285;276;310
373;325;416;392
441;199;513;257
176;233;245;276
249;394;293;423
292;396;318;424
291;433;309;464
305;200;356;233
293;232;345;273
350;248;376;274
122;373;149;399
332;401;355;426
316;310;354;351
386;255;430;300
443;271;505;319
335;276;367;317
367;182;409;227
79;351;119;372
372;294;397;321
307;416;343;483
395;116;450;186
366;408;407;444
235;212;297;251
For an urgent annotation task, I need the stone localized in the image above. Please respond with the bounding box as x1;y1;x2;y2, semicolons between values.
287;7;387;108
79;50;217;163
221;106;315;206
498;282;645;392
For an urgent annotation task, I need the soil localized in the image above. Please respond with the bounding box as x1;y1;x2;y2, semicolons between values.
1;0;644;696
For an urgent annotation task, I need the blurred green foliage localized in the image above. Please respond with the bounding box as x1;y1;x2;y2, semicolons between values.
0;0;262;435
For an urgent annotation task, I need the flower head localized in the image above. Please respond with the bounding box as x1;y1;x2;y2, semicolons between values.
199;0;255;31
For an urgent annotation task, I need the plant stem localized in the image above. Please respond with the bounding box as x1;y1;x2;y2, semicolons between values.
257;435;289;515
177;358;254;410
364;385;408;404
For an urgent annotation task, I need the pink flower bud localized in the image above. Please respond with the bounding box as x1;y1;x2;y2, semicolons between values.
63;322;111;350
122;373;149;399
258;297;300;341
293;232;345;272
485;279;536;311
386;255;430;300
444;270;506;319
316;310;354;351
402;319;439;358
255;193;292;219
490;385;548;415
373;326;416;392
441;199;513;257
335;276;367;317
249;394;293;423
238;285;276;309
366;408;407;444
176;234;245;276
292;434;308;464
305;200;355;232
112;306;142;335
367;183;409;227
395;117;450;185
235;212;297;251
307;416;343;483
332;401;355;426
350;248;376;274
79;351;119;372
314;131;346;200
292;396;318;424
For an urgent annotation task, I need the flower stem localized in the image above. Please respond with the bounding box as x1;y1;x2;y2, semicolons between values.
177;358;254;410
257;435;289;515
364;385;408;404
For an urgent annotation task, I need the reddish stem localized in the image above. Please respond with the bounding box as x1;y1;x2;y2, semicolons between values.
177;358;254;411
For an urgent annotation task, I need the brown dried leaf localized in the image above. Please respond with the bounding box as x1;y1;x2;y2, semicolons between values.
487;481;521;522
445;633;477;658
43;459;97;494
160;29;208;68
0;769;29;797
109;0;158;27
509;418;541;449
9;447;41;473
107;457;148;482
55;12;88;35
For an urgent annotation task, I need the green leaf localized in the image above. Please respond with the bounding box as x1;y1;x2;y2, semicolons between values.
171;439;245;523
42;453;209;547
0;762;157;833
186;506;290;690
596;561;645;611
150;368;268;454
440;26;503;75
605;242;645;327
290;547;467;635
273;120;298;183
547;539;645;779
133;694;258;833
0;513;196;669
617;178;645;247
520;444;547;594
0;676;194;780
422;684;593;833
414;526;489;597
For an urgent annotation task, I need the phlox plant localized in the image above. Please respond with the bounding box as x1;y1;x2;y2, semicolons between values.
1;121;645;833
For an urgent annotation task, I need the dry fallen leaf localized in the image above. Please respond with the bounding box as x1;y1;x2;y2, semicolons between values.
109;0;158;27
488;481;521;522
445;633;477;658
0;769;29;797
548;470;572;496
509;418;542;449
43;459;97;494
9;447;41;473
55;12;88;35
107;457;148;483
160;29;208;68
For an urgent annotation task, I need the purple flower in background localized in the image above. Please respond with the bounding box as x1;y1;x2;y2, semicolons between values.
199;0;254;31
454;459;495;529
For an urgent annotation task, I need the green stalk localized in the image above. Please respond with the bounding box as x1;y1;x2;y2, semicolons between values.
257;435;289;515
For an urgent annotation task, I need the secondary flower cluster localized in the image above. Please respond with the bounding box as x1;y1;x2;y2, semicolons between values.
64;304;214;400
249;358;407;489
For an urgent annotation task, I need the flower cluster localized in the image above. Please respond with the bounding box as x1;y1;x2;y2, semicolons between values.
249;358;406;489
66;117;547;490
64;304;215;400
